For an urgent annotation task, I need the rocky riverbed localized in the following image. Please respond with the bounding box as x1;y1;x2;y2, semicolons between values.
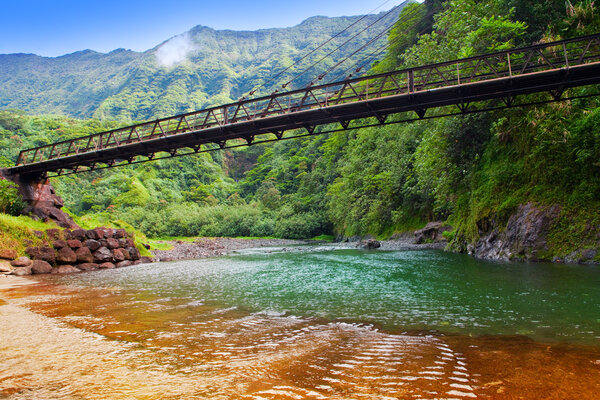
151;238;310;261
151;232;450;262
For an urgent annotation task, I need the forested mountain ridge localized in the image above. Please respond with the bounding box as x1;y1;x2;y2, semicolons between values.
0;4;407;121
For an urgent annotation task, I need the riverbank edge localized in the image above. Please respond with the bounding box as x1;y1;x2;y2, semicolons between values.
0;226;154;277
149;234;448;262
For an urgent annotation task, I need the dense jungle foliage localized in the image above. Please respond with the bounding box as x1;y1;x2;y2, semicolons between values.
1;0;599;259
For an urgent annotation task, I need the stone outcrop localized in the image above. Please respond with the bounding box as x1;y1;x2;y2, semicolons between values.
54;265;80;274
26;246;56;264
466;203;561;261
13;266;32;276
357;239;381;249
75;247;94;263
77;263;99;271
57;247;77;264
0;169;77;229
31;260;53;274
0;260;14;274
0;249;17;260
11;257;33;268
414;222;452;244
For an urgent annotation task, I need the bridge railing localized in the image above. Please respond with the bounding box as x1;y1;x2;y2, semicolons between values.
15;33;600;168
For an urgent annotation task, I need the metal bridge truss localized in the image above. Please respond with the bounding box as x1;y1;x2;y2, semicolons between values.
10;33;600;177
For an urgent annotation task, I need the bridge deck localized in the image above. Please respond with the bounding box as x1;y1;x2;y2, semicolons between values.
9;33;600;176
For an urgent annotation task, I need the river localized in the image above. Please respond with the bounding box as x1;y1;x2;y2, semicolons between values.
1;246;599;399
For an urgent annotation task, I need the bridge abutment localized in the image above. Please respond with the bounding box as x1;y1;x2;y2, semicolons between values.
0;168;78;229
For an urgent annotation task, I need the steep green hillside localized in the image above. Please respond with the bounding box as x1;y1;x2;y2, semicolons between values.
0;4;408;121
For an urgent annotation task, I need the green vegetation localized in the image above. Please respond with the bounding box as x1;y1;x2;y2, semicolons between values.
1;0;599;260
0;179;24;215
146;241;175;251
0;214;54;256
0;7;407;121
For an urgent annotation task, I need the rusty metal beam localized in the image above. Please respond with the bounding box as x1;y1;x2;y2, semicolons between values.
9;33;600;176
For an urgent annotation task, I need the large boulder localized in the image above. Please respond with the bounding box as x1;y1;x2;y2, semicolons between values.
77;263;99;271
56;247;77;264
0;260;14;274
112;248;127;262
75;247;94;263
95;228;111;239
415;222;452;244
70;229;87;241
12;266;32;276
84;240;101;251
67;240;83;249
357;239;381;250
11;257;33;268
127;247;141;261
0;249;17;260
106;238;120;249
31;260;53;274
85;229;100;240
53;240;68;249
55;265;80;274
26;246;56;264
115;261;132;268
93;247;113;263
91;228;112;239
98;262;116;269
114;229;126;239
45;229;62;240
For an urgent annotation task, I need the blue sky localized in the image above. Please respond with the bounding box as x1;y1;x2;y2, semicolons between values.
1;0;411;57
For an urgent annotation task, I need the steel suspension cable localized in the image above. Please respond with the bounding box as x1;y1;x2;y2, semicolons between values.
334;7;435;81
281;2;408;90
307;3;427;86
244;0;394;98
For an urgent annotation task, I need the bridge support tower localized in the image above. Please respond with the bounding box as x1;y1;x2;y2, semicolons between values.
0;169;77;228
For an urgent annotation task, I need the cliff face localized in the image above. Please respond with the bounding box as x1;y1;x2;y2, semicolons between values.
458;203;599;264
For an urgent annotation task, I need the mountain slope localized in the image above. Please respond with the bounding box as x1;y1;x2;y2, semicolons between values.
0;4;408;121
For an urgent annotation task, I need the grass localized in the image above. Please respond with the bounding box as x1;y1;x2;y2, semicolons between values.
234;236;279;240
0;213;55;256
70;213;153;257
310;235;335;242
146;240;175;251
154;236;200;243
545;203;600;259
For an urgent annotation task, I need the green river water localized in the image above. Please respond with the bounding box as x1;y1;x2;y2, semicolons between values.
1;246;599;399
43;246;600;344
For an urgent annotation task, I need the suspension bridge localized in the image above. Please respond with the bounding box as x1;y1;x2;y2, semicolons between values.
6;33;600;177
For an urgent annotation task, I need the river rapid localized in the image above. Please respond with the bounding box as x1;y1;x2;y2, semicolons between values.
1;246;599;399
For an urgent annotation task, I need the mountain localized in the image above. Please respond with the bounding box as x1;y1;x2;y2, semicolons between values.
0;3;409;121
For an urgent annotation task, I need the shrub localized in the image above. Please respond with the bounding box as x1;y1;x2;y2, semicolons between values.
0;179;25;216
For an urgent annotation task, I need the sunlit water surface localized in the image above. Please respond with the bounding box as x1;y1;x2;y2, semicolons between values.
1;246;599;399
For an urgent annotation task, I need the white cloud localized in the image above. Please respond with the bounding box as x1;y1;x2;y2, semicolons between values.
156;33;194;67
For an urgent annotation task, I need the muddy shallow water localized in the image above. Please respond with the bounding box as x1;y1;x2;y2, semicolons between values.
1;247;599;399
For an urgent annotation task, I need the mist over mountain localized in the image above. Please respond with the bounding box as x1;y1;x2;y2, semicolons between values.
0;4;407;121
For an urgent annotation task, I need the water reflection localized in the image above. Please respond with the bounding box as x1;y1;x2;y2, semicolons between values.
1;247;600;399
